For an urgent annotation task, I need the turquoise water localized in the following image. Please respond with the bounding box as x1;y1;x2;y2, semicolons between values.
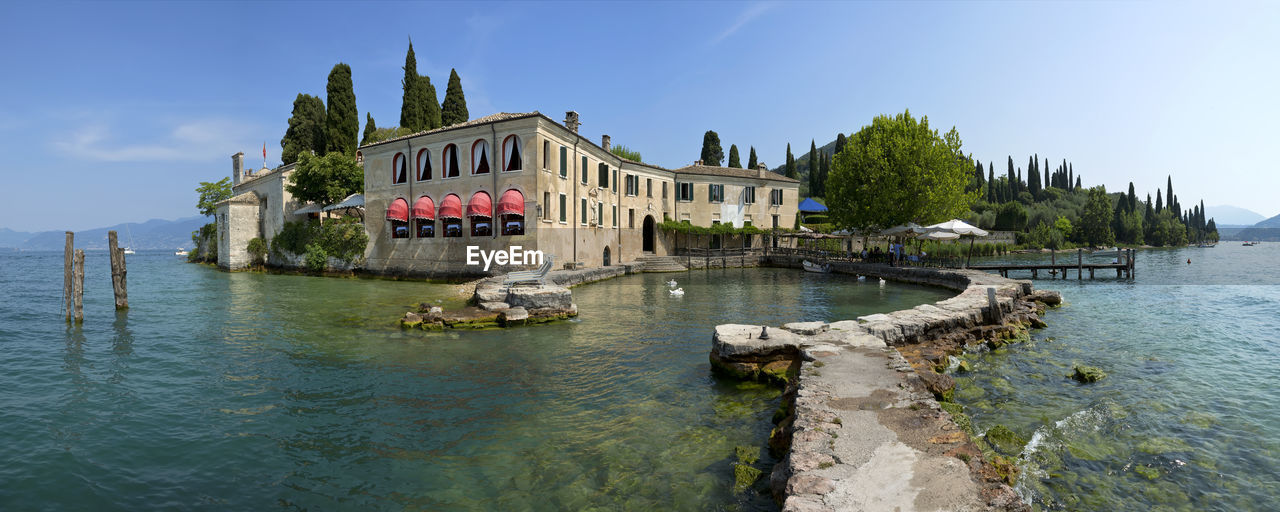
0;253;947;511
955;243;1280;510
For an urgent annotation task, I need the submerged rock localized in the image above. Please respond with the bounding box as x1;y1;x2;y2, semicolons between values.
1070;365;1106;383
499;307;528;327
732;463;763;493
985;425;1027;456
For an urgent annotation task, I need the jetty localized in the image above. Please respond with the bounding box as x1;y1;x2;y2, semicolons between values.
967;248;1135;280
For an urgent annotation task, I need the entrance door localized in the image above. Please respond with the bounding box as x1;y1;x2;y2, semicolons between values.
603;246;611;266
642;215;655;252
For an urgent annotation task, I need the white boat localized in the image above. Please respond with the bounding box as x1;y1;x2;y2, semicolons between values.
123;247;136;255
122;224;136;254
1089;247;1122;258
175;248;188;256
802;260;831;273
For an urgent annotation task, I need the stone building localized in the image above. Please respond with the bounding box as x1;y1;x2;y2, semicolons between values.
358;111;799;276
212;153;301;269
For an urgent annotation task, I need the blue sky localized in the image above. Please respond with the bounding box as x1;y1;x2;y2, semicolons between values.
3;0;1278;232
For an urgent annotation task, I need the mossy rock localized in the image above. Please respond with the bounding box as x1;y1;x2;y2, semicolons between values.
989;454;1020;485
1133;464;1160;480
955;360;972;373
985;425;1027;456
939;401;964;417
1137;436;1192;455
1069;365;1106;383
734;445;759;465
771;401;792;424
732;463;762;493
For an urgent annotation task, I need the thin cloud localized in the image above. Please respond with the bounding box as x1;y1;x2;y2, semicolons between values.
710;2;777;45
54;119;256;163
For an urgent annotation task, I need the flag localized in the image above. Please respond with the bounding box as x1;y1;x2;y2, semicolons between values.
263;142;267;160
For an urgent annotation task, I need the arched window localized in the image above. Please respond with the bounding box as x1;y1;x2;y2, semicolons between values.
416;148;432;181
443;144;460;178
412;196;435;238
439;194;463;237
498;189;525;236
386;198;409;238
467;191;493;236
472;140;491;175
392;153;407;184
502;135;523;172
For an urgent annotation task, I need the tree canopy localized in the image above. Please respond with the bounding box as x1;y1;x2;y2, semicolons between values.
280;94;326;165
195;177;232;217
361;113;377;145
727;144;741;168
747;146;758;169
785;144;796;179
400;43;423;131
324;63;359;155
700;130;723;166
825;110;976;232
287;152;363;206
441;68;468;126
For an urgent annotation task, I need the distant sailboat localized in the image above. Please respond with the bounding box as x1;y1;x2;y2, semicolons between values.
122;225;136;254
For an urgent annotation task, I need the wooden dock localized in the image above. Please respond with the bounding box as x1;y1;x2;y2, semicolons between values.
968;248;1135;280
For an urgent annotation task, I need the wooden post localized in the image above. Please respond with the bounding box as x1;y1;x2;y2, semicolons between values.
1077;249;1083;280
108;230;129;310
986;287;1003;324
64;231;74;322
72;249;85;323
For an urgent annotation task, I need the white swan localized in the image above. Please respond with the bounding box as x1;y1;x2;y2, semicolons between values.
669;288;685;296
667;279;678;287
879;278;886;286
856;275;866;281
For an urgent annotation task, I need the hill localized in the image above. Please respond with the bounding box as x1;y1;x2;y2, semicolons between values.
769;137;839;192
1207;205;1266;226
6;216;209;251
1254;212;1280;229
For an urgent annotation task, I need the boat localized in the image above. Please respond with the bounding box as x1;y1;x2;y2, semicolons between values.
1243;241;1256;246
802;260;831;273
1197;242;1216;248
122;224;136;254
175;248;188;256
1089;247;1122;258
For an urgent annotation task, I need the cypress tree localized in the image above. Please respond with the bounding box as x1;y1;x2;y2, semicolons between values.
747;146;757;169
1045;165;1051;191
785;143;796;179
361;113;376;145
987;166;996;203
1127;182;1137;212
324;63;358;155
420;75;441;129
809;140;818;178
834;133;848;156
973;160;985;192
441;68;468;126
1069;164;1074;190
1155;189;1163;213
1075;176;1081;190
1199;200;1206;231
1166;176;1174;213
727;144;741;168
281;93;327;165
701;131;724;166
819;151;831;197
400;42;423;131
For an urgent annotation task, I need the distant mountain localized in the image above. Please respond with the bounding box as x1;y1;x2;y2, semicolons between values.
1207;205;1266;226
6;216;210;251
1255;212;1280;229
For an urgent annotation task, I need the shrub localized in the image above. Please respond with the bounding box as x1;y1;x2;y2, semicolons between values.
272;217;368;266
304;243;328;272
246;237;267;266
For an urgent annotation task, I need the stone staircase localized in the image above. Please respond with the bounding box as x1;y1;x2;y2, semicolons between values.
633;254;688;272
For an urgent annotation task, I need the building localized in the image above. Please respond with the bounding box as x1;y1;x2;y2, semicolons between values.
212;153;302;269
358;111;799;276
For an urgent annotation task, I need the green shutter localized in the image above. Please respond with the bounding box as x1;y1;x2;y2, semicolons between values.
559;194;566;222
559;146;567;176
581;198;587;224
581;156;588;183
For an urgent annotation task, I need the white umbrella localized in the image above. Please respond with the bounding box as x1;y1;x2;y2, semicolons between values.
923;219;988;237
293;203;322;215
921;231;960;240
881;222;926;236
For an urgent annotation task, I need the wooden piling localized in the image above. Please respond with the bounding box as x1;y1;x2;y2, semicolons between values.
72;249;85;323
1077;249;1083;280
108;230;129;309
64;232;74;322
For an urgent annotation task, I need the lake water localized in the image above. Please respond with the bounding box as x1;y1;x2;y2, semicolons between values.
0;254;948;511
957;243;1280;510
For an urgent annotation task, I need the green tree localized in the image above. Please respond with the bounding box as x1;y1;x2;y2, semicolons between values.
280;93;326;165
727;144;741;168
785;143;796;179
987;166;995;203
361;113;376;145
701;130;724;166
287;151;364;206
1166;175;1174;214
400;42;423;131
818;151;831;198
825;110;977;232
420;75;442;129
324;63;359;155
834;133;848;156
195;177;232;217
747;146;757;169
441;68;468;126
1079;186;1115;247
610;144;642;162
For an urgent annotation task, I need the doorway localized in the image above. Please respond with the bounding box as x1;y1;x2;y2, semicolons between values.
642;215;655;252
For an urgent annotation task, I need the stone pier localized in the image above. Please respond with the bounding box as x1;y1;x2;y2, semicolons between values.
711;265;1061;512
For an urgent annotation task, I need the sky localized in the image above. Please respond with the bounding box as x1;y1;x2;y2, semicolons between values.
2;0;1278;232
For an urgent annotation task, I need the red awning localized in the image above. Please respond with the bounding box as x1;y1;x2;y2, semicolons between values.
438;194;462;220
497;189;525;216
412;196;435;220
385;198;409;222
466;191;492;218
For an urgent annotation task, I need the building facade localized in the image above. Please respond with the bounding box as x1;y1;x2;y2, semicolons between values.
358;111;799;276
213;153;302;269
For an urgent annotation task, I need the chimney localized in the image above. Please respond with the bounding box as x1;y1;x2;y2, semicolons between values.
757;162;768;178
695;160;704;166
232;152;245;186
601;134;611;152
564;111;580;133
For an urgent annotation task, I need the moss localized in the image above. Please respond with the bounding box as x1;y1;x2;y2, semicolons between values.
939;401;964;416
771;401;791;424
985;424;1027;456
732;463;762;493
734;445;759;465
989;454;1020;485
1069;365;1106;383
955;360;972;373
818;461;834;469
1137;436;1192;455
1133;465;1160;480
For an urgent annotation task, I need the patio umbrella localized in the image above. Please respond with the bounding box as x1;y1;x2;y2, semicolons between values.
924;219;989;267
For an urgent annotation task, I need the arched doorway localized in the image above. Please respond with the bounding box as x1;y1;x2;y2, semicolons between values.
642;215;655;253
603;246;611;266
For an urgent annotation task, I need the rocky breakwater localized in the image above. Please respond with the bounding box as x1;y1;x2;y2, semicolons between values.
401;280;578;330
709;266;1062;512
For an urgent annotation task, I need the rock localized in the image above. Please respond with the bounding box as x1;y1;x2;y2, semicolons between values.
474;286;507;303
428;306;443;315
712;324;802;359
506;285;572;310
784;321;829;335
786;474;835;495
917;370;956;401
984;425;1027;456
1070;365;1106;383
733;463;763;493
479;301;510;311
400;311;422;328
499;307;528;327
1028;289;1063;306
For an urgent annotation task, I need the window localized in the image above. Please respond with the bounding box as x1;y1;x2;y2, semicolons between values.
412;196;435;238
708;184;724;203
559;146;567;177
772;215;779;228
597;202;604;226
612;205;617;227
646;179;652;197
743;186;756;205
440;194;463;237
677;182;693;201
467;191;492;236
472;140;491;175
663;182;668;199
417;219;434;238
387;198;409;238
598;162;609;188
624;175;638;196
580;156;588;184
580;198;587;225
502;135;523;172
770;189;784;206
612;170;618;193
498;189;525;235
416;149;432;181
444;219;462;237
559;194;567;223
444;144;460;178
543;192;551;220
629;208;635;228
392;153;407;184
543;140;550;169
